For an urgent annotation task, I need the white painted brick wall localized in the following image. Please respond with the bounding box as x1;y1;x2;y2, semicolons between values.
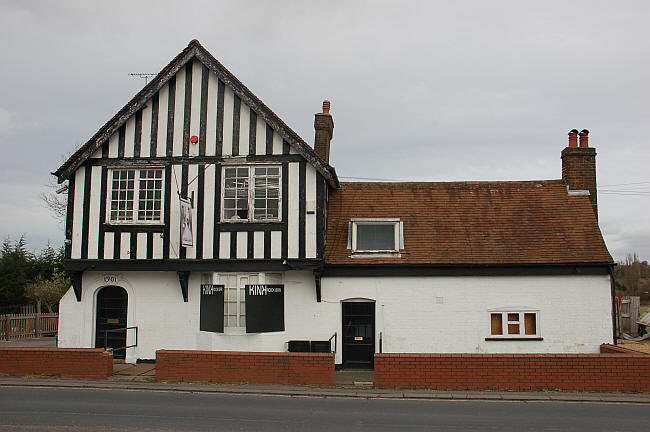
58;271;613;363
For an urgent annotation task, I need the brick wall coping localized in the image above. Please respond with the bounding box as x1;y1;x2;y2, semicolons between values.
375;352;649;358
0;347;113;379
155;350;335;386
375;347;650;392
0;348;107;353
157;350;333;357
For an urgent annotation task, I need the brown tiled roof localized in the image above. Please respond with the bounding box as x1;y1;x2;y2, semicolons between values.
326;180;612;265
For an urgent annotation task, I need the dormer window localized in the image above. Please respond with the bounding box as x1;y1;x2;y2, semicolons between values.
349;218;403;253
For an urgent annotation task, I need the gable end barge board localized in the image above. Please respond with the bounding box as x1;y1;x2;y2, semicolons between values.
322;264;611;277
65;259;324;272
55;42;338;188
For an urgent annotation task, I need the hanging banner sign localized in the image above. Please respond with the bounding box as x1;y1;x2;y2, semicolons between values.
245;284;284;333
180;197;193;248
200;284;224;333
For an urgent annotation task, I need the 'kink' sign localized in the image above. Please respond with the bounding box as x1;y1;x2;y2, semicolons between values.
200;284;224;333
245;284;284;333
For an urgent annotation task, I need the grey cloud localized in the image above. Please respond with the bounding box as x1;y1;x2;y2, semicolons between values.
1;0;649;259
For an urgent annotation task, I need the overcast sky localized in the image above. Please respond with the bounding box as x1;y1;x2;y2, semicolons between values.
1;0;649;261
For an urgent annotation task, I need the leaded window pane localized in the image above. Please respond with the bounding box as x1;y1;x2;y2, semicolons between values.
136;169;163;221
222;166;281;222
252;167;280;221
109;168;163;223
223;167;249;220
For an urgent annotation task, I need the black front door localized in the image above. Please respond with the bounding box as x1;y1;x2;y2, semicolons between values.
342;302;375;368
95;286;128;359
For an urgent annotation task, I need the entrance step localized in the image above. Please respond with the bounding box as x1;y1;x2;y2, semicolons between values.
335;369;374;387
111;362;156;382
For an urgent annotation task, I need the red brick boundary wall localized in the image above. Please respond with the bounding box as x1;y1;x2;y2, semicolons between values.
599;343;643;354
0;348;113;379
375;346;650;392
156;350;334;386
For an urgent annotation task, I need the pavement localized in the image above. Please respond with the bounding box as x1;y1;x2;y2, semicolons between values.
0;336;57;348
112;362;156;381
0;374;649;404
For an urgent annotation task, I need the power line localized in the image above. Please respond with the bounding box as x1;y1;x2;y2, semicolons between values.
600;189;650;193
598;181;650;187
339;177;650;186
600;192;650;196
339;176;402;181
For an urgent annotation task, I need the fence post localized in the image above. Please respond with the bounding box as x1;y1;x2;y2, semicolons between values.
5;315;11;340
34;313;41;338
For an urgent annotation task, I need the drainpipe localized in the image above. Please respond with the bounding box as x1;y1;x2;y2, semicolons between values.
609;264;617;345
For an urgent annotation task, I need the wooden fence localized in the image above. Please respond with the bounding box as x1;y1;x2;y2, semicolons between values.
0;313;58;340
618;296;641;336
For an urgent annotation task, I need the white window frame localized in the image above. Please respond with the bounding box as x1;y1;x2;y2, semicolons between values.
487;309;541;339
221;164;282;223
349;218;403;253
214;272;283;334
106;167;165;225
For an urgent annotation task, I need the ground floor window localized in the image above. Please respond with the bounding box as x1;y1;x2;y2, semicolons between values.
488;310;539;338
209;272;282;330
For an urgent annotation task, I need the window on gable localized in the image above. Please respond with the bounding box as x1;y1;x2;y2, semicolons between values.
488;311;540;339
349;219;403;253
222;165;281;222
108;168;163;223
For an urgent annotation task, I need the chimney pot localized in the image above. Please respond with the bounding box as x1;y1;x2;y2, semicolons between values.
314;100;334;163
568;129;579;147
561;129;598;219
579;129;589;148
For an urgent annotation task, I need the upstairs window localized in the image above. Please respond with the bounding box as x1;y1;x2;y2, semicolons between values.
222;165;281;222
349;218;403;253
108;168;163;223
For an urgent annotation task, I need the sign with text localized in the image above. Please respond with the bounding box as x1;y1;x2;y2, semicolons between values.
200;284;224;333
180;197;193;248
245;284;284;333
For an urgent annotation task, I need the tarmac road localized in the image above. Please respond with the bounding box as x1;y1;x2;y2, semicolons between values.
0;386;648;431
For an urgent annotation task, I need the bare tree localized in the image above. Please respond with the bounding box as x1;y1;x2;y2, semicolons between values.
41;180;68;225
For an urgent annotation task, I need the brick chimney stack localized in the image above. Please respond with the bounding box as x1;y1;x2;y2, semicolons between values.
314;100;334;163
562;129;598;219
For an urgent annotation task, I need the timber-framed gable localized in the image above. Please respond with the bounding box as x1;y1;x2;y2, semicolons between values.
56;41;338;300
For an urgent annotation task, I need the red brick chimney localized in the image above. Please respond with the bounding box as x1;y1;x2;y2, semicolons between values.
314;100;334;163
562;129;598;219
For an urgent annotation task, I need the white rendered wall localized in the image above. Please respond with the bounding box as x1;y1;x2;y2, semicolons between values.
322;275;613;357
59;271;330;363
57;272;613;363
